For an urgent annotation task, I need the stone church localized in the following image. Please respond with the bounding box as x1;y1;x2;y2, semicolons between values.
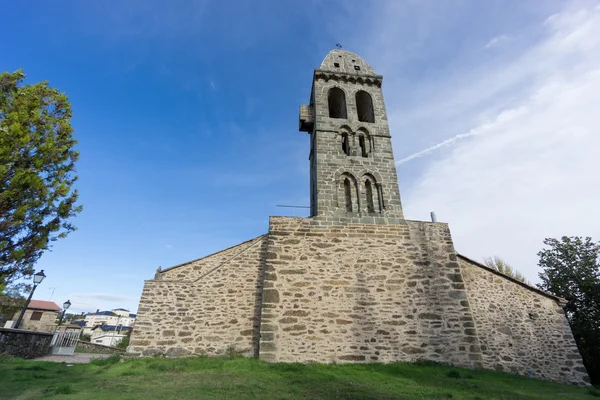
128;49;590;385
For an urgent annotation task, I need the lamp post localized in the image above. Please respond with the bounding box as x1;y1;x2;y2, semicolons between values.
14;270;46;329
57;299;71;326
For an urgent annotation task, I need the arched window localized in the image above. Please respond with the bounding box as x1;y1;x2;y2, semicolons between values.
363;174;382;214
365;180;375;213
357;129;371;158
328;88;347;119
356;90;375;123
341;132;350;156
344;178;353;212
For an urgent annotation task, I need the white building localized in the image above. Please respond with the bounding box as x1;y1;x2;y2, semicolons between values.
90;324;133;347
82;309;136;336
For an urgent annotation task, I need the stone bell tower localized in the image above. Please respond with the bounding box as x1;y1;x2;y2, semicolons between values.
299;49;404;224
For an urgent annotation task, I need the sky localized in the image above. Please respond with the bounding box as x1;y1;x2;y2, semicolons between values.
1;0;599;314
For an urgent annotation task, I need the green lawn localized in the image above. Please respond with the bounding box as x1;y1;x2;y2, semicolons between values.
0;354;598;400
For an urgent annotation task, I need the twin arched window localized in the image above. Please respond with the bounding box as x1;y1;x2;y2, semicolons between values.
339;172;383;214
340;129;371;158
328;88;375;123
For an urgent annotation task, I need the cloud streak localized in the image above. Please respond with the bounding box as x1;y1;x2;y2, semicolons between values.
395;107;526;165
392;2;600;281
484;34;509;49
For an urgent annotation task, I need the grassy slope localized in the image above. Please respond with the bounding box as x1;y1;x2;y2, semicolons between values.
0;355;597;400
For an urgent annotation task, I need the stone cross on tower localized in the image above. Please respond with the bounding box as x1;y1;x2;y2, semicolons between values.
299;49;405;225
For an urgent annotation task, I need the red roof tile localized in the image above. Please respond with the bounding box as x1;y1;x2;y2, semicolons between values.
28;300;62;311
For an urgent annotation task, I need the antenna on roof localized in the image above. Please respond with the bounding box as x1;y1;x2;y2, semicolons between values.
335;43;343;49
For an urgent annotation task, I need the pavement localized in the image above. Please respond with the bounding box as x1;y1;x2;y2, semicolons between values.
34;353;112;364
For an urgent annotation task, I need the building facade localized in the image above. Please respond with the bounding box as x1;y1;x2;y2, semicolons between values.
128;50;590;386
91;325;133;347
82;309;136;336
9;300;61;333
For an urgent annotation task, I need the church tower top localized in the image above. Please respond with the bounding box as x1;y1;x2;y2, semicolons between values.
318;49;377;76
299;49;405;225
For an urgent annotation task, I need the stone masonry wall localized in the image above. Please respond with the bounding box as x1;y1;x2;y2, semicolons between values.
459;256;590;385
0;328;53;359
128;235;267;357
258;217;483;367
12;309;58;333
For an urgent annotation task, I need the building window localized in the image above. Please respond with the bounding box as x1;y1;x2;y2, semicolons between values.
30;311;43;321
340;173;359;213
344;178;353;212
357;129;371;158
328;88;347;119
365;180;375;213
363;174;382;214
359;135;368;157
356;90;375;123
341;132;350;156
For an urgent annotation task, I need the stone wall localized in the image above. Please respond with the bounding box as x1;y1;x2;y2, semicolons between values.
128;216;590;386
459;255;590;385
76;340;124;354
128;235;268;357
258;217;483;367
12;309;58;333
0;328;53;359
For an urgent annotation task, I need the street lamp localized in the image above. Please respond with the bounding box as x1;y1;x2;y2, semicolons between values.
14;270;46;329
57;299;71;326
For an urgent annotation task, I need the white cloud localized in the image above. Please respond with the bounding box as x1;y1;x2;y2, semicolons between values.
393;3;600;282
484;34;509;49
67;292;139;314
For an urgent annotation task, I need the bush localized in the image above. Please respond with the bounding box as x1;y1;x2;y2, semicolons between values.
116;335;130;349
446;370;461;379
80;333;91;342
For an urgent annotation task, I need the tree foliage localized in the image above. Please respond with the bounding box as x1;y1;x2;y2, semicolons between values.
0;70;81;291
482;256;529;284
116;329;132;349
537;236;600;384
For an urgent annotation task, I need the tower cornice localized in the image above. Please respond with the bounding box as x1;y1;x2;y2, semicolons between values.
314;69;383;87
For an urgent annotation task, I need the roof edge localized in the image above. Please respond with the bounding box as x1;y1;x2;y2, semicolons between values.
159;234;267;274
457;254;567;304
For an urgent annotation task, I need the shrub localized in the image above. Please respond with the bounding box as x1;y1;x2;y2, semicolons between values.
80;334;91;342
446;370;461;379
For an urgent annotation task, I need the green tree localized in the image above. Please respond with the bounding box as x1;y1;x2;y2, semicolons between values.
482;256;529;284
537;236;600;384
0;70;81;291
116;329;132;349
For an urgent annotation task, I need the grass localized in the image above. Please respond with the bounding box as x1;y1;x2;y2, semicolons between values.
0;354;597;400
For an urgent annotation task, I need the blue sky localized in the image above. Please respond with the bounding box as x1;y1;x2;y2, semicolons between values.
2;1;599;313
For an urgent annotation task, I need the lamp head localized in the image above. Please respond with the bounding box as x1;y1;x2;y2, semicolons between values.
33;270;46;285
